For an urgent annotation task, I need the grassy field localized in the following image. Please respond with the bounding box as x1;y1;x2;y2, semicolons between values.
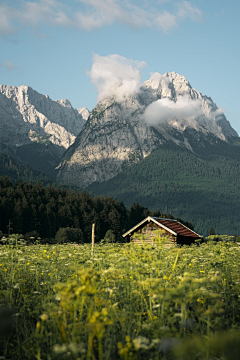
0;238;240;359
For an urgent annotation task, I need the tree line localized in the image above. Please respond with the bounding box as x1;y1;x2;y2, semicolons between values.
0;175;188;243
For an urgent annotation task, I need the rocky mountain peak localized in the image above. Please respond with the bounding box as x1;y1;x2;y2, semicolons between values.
57;71;238;189
0;84;86;150
55;98;72;109
139;71;194;106
0;83;88;176
77;107;90;120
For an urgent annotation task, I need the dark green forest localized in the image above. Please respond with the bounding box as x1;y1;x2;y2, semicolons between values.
0;151;55;186
0;175;183;242
87;141;240;236
0;151;82;192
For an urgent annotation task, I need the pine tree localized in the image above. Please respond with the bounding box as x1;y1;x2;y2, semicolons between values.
209;227;216;236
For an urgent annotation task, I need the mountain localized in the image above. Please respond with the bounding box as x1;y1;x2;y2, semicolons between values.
56;71;237;188
86;139;240;236
0;84;89;177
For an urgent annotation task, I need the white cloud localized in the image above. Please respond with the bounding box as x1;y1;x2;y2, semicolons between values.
0;60;19;70
1;60;19;71
177;0;203;21
143;95;203;125
88;53;146;102
0;4;15;35
154;11;177;32
6;60;18;70
0;0;203;35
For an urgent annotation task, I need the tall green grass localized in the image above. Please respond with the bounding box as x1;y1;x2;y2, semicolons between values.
0;240;240;359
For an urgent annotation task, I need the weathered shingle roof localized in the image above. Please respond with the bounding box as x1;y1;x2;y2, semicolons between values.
152;218;200;238
122;216;201;238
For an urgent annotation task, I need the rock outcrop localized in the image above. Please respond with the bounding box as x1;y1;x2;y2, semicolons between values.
0;84;87;177
57;71;238;188
0;85;86;149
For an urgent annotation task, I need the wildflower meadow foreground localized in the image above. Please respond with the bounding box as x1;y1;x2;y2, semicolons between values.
0;239;240;359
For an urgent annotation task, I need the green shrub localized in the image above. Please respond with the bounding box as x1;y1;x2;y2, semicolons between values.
55;227;83;244
103;229;116;243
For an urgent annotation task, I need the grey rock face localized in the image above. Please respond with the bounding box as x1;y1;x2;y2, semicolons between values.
57;96;162;187
0;84;87;177
139;72;237;140
0;84;86;150
77;107;90;121
57;71;238;188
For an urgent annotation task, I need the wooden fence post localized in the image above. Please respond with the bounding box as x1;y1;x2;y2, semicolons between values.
92;223;95;250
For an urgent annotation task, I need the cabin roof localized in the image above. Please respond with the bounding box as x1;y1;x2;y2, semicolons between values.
122;216;201;238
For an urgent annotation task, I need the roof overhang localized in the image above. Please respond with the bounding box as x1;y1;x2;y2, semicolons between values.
122;216;177;237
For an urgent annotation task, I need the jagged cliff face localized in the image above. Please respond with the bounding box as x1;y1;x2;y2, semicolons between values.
0;84;86;150
56;96;162;187
56;71;238;188
0;84;88;177
139;72;237;139
77;107;90;121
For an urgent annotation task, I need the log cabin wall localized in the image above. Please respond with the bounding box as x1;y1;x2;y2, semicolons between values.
130;221;176;245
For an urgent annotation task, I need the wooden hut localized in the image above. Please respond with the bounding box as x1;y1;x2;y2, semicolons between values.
122;216;201;246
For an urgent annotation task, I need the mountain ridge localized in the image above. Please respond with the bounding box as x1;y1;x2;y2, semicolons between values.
56;71;238;188
0;84;89;176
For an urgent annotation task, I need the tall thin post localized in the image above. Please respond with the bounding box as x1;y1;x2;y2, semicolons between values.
92;223;95;251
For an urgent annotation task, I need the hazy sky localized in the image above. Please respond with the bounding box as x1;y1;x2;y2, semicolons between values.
1;0;239;133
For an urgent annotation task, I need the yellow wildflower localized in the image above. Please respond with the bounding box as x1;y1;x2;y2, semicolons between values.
40;313;48;322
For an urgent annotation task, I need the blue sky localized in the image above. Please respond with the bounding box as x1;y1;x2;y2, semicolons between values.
1;0;240;133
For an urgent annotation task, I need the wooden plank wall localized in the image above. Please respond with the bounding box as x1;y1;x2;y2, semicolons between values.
130;222;176;246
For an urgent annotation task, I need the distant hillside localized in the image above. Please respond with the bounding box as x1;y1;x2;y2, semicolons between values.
0;151;81;191
0;151;55;186
87;140;240;236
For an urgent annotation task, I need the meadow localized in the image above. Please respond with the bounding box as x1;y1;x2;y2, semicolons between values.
0;237;240;359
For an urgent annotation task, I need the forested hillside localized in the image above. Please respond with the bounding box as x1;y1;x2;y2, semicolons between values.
0;175;181;242
87;140;240;236
0;151;55;186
